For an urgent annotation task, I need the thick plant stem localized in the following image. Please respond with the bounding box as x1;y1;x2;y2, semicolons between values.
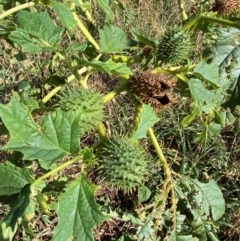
177;0;188;21
183;14;240;30
72;11;100;50
31;157;81;187
103;81;128;103
0;2;35;19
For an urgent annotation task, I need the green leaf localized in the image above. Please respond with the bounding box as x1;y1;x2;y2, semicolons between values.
52;175;106;241
131;104;159;140
0;93;81;168
0;161;33;196
66;42;88;55
222;75;240;111
138;186;151;203
188;79;215;114
192;179;225;221
137;217;155;240
168;230;195;241
79;58;132;75
193;61;219;87
52;1;77;29
9;11;64;53
0;185;31;241
99;24;129;53
97;0;114;22
132;31;157;48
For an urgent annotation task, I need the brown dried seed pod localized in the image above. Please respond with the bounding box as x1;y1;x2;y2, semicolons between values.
212;0;240;14
130;72;175;113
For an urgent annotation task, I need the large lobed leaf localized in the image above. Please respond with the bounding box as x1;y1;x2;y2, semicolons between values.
9;11;64;53
0;93;81;168
52;175;106;241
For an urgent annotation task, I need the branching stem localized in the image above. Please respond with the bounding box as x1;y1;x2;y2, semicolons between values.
183;14;240;30
31;157;81;187
0;2;35;19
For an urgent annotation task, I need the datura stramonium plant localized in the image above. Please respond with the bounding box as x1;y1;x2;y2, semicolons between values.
97;137;149;193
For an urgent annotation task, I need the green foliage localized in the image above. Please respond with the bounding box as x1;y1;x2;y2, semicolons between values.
97;137;149;193
0;0;239;240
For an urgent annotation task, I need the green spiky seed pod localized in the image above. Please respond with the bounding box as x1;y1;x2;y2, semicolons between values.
157;28;192;65
97;137;149;193
58;87;104;132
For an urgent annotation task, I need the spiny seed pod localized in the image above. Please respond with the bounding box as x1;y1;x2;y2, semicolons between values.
97;137;149;193
130;72;174;113
58;87;104;132
212;0;240;14
157;28;192;65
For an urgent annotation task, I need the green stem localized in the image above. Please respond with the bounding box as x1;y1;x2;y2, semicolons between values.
78;0;95;24
39;54;102;106
97;122;107;141
72;11;100;50
103;81;128;103
31;157;81;187
147;128;168;170
147;127;177;229
177;0;188;21
0;2;35;19
183;14;240;31
112;54;143;64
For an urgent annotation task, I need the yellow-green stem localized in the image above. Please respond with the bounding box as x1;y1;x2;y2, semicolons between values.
97;122;107;141
147;128;168;170
103;81;128;103
72;11;100;50
31;157;81;187
177;0;188;21
183;14;240;31
78;0;95;24
112;54;143;64
39;54;102;105
0;2;35;19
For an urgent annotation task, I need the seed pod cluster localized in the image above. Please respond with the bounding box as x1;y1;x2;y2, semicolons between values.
58;87;104;133
157;28;192;65
130;72;174;113
97;137;149;193
212;0;240;14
